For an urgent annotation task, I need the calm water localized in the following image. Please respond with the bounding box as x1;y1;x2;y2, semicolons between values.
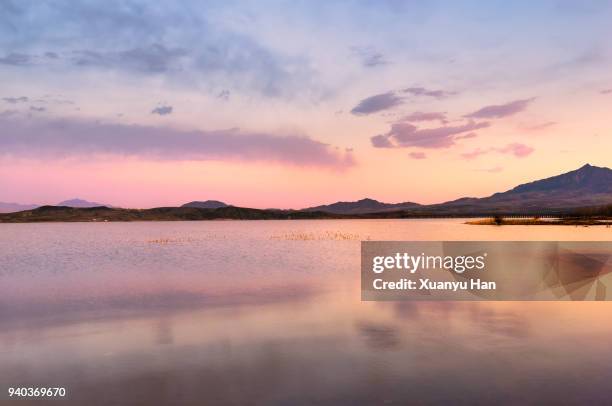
2;219;612;405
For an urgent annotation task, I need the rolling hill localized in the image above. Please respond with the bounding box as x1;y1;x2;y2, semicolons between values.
304;198;421;214
181;200;229;209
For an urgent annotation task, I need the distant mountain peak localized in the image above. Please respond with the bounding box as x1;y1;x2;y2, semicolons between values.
0;201;39;213
57;198;108;208
505;164;612;195
575;163;600;174
181;200;229;209
304;198;420;214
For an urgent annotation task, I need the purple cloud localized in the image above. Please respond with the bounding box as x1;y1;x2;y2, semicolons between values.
464;98;535;119
0;116;355;169
408;152;426;159
151;105;173;115
0;52;32;66
2;96;29;104
370;134;393;148
352;86;456;116
601;89;612;94
371;120;490;149
402;87;455;99
351;92;403;115
400;111;448;123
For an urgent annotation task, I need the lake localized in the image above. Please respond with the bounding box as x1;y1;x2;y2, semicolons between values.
2;219;612;405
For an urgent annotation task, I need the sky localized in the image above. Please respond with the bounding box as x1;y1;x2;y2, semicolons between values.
1;0;612;208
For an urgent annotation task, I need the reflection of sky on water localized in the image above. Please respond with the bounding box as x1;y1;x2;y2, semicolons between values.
2;220;612;404
4;289;612;404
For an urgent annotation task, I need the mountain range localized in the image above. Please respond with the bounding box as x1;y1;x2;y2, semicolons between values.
427;163;612;212
303;164;612;215
2;164;612;216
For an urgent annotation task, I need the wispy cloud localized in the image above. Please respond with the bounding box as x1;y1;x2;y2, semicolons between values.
464;98;535;119
217;90;230;100
402;87;455;99
461;148;487;160
455;132;477;140
40;95;75;105
496;143;534;157
601;89;612;94
462;143;534;160
151;104;173;115
545;49;606;78
0;116;355;169
371;120;490;149
519;121;556;132
3;96;29;104
400;111;448;123
0;52;32;66
0;110;18;117
408;152;426;159
474;166;503;173
351;92;403;115
350;46;388;67
72;44;188;74
352;86;456;116
0;3;319;99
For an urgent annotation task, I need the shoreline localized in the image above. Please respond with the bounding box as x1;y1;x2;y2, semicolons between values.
2;205;612;224
466;218;612;226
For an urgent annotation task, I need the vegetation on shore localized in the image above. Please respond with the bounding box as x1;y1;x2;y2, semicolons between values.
467;205;612;225
467;214;612;226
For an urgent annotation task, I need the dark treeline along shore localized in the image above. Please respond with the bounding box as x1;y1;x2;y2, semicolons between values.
2;202;612;224
0;205;338;223
3;164;612;223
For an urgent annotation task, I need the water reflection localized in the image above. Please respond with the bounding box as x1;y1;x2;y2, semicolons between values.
356;321;401;350
468;305;531;339
2;220;612;405
3;289;612;404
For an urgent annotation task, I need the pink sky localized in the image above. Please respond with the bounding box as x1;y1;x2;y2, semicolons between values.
1;2;612;208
